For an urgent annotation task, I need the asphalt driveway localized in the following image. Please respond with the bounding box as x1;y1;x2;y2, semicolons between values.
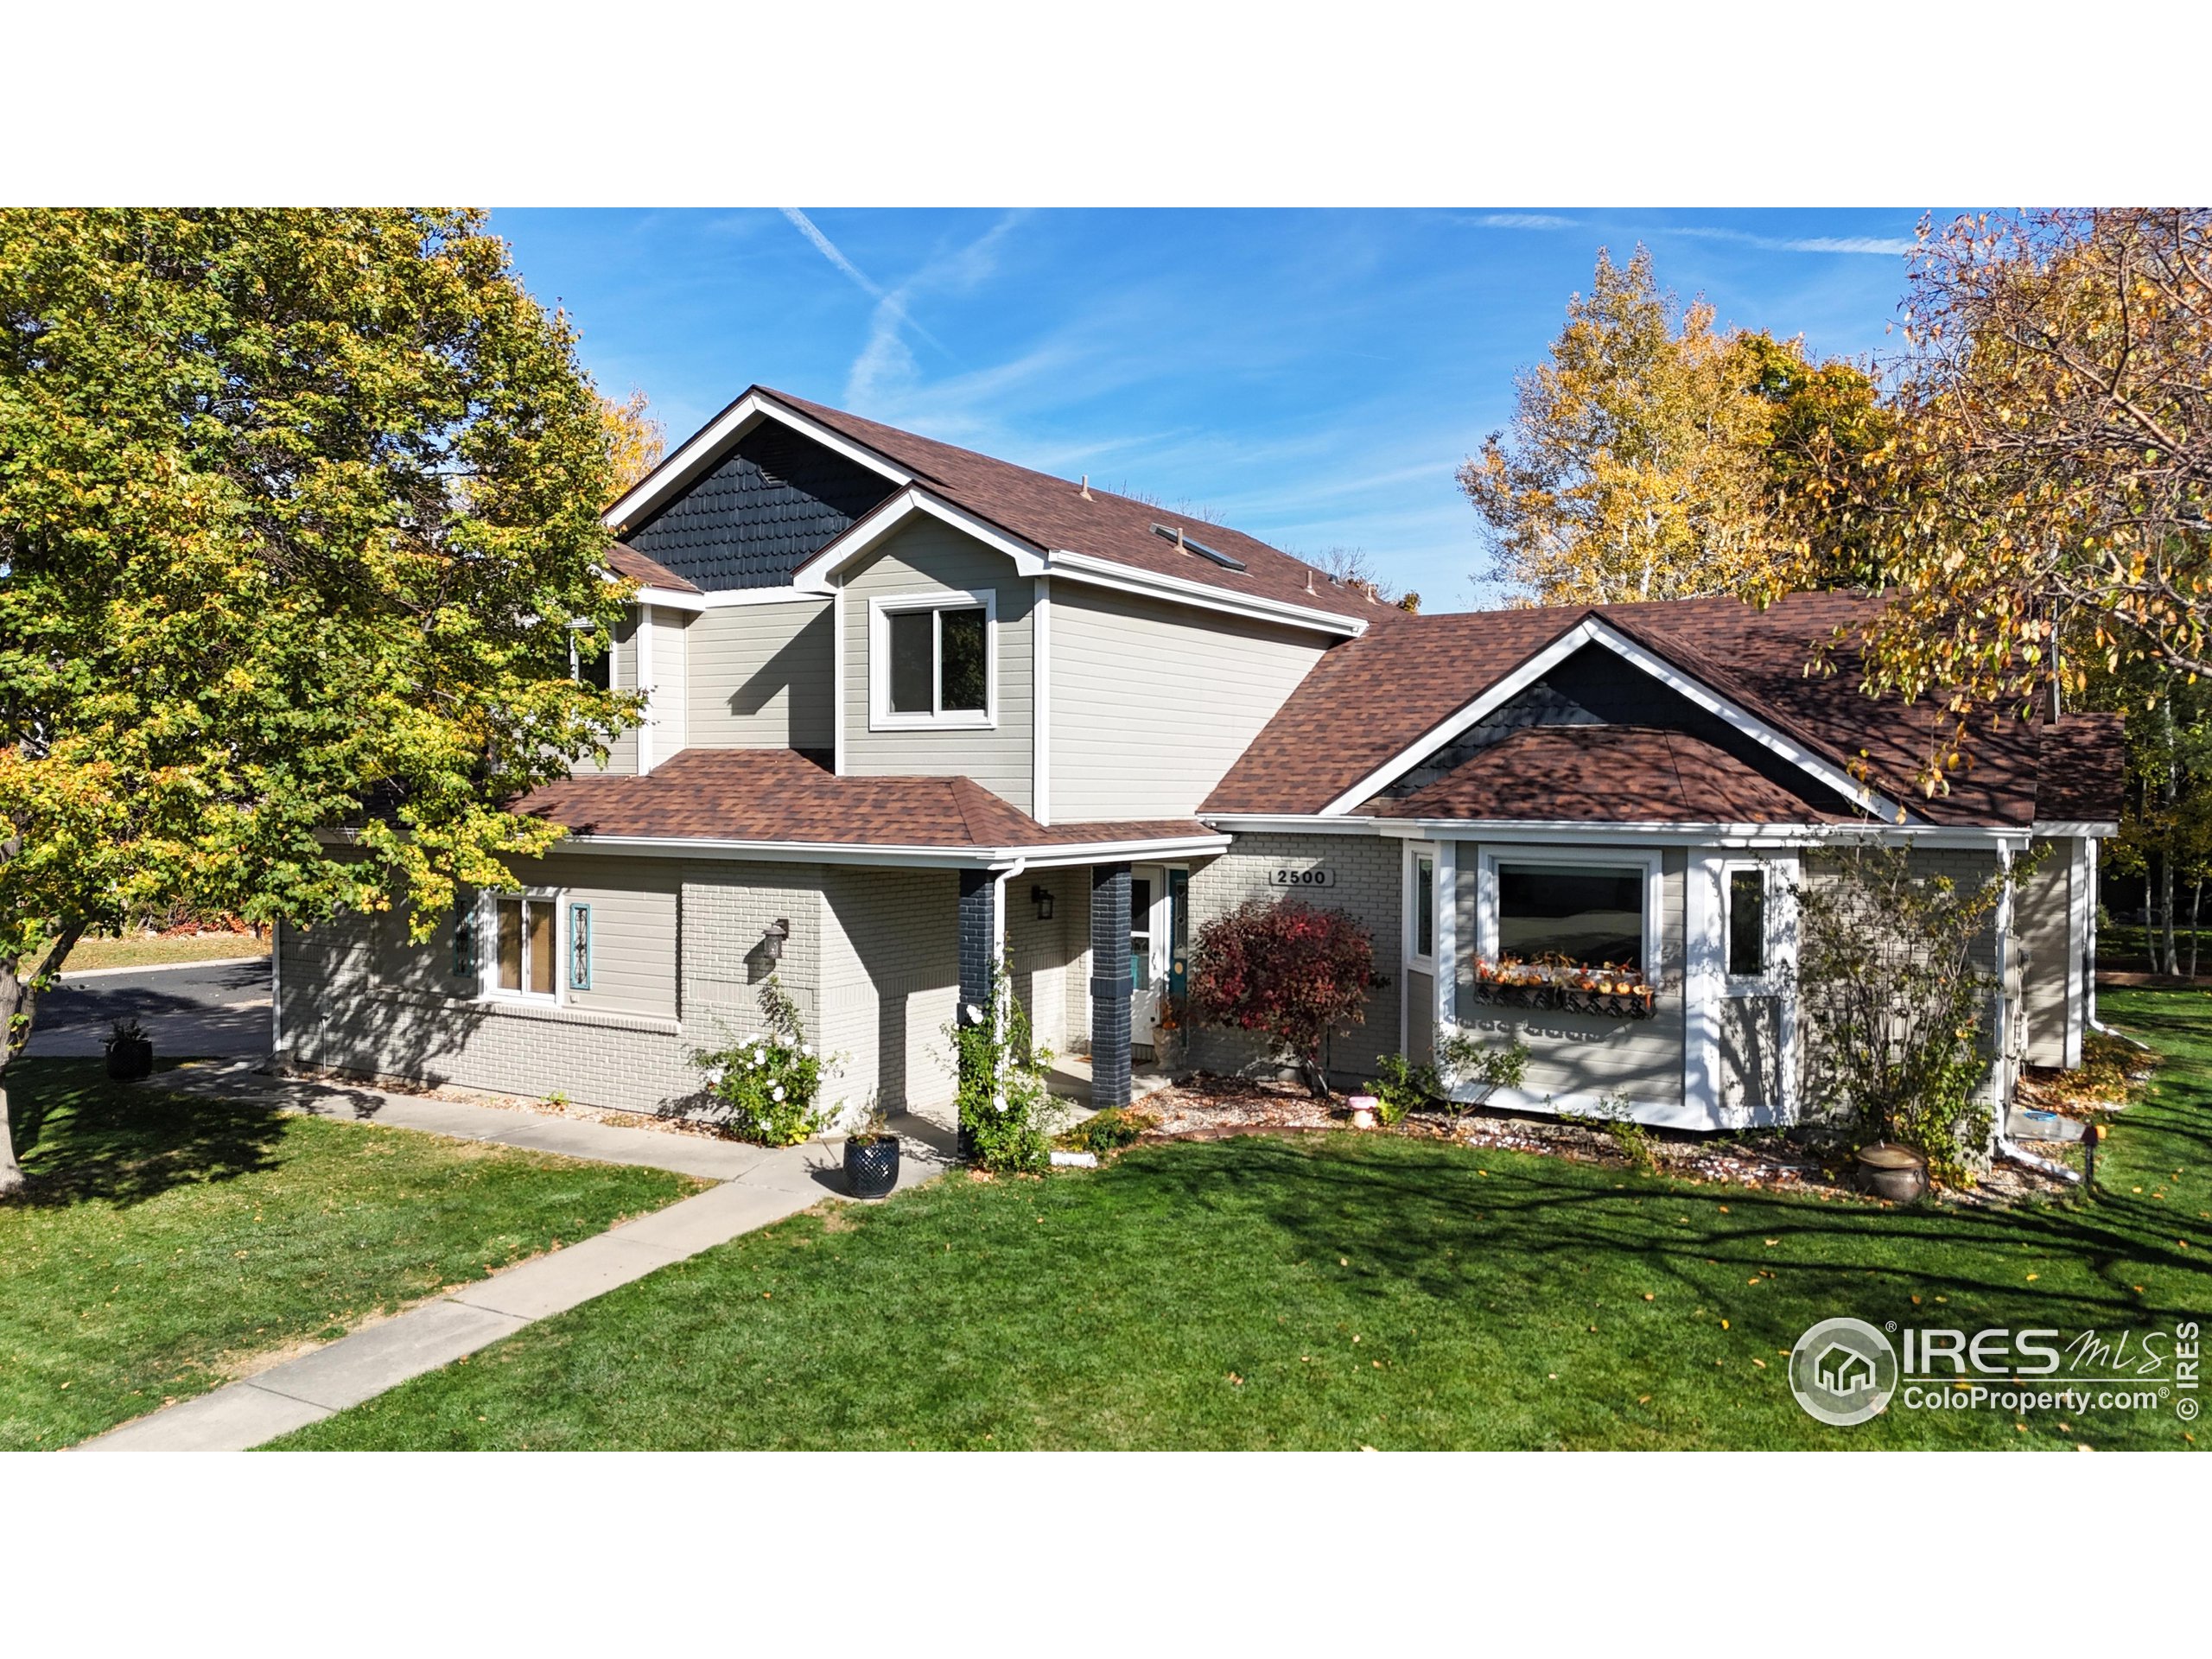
26;958;272;1059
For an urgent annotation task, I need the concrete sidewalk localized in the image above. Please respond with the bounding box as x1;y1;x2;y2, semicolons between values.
76;1065;957;1452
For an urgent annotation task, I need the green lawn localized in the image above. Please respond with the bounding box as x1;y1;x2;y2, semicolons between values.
1;1060;702;1449
277;988;2212;1452
61;931;271;972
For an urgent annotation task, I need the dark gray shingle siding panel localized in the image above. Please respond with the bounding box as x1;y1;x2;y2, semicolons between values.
1380;644;1831;810
621;423;898;592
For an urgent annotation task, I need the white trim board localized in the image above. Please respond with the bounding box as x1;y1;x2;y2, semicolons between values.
1032;575;1052;826
1313;614;1916;823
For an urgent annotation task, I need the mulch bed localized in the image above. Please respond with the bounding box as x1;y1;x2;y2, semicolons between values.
1133;1071;2079;1206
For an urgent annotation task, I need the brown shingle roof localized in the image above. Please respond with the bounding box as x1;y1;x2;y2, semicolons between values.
2037;713;2126;823
1372;725;1854;823
760;389;1398;630
515;748;1214;853
608;543;702;594
1206;592;2107;827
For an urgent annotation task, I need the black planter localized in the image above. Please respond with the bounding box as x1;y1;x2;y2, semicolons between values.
105;1038;154;1082
845;1135;901;1199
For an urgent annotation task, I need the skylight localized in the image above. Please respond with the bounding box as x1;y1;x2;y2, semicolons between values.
1150;522;1246;572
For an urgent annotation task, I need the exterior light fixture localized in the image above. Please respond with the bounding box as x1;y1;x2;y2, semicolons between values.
761;918;790;962
1031;885;1054;921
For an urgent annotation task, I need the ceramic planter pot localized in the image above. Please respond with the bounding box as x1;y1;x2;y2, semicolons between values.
1346;1096;1380;1130
1855;1142;1929;1203
105;1038;154;1082
845;1135;901;1199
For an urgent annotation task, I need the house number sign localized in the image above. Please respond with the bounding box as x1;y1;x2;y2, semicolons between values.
1269;866;1337;888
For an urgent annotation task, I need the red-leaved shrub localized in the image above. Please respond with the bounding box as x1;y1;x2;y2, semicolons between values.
1187;899;1377;1095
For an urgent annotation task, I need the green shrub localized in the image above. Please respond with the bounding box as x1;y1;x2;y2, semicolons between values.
1370;1052;1435;1127
693;976;828;1147
1058;1107;1159;1154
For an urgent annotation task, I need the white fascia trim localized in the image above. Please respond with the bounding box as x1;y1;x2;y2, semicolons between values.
1044;549;1366;639
792;489;1046;593
602;393;911;532
543;831;1230;871
630;585;826;614
995;835;1231;871
1200;815;1392;837
1312;614;1918;823
2031;820;2118;838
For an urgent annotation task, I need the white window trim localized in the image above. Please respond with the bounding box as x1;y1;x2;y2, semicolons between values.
868;588;998;732
478;887;569;1007
1718;857;1786;995
1684;849;1801;1126
1403;840;1438;974
1474;843;1663;977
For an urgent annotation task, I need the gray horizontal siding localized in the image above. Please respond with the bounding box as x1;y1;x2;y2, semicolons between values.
841;519;1033;814
686;599;835;753
1050;584;1328;820
575;613;639;777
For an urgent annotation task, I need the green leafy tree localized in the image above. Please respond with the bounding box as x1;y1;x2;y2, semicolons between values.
0;208;640;1197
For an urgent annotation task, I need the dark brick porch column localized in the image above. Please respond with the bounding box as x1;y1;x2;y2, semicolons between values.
957;868;995;1158
1089;861;1132;1111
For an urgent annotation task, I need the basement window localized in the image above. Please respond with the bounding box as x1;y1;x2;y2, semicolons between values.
871;591;996;729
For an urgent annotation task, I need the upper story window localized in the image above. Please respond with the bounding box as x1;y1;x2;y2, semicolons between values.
869;591;996;730
570;619;613;692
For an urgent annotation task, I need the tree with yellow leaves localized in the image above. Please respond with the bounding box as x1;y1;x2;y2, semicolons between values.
1462;247;1886;607
601;387;665;495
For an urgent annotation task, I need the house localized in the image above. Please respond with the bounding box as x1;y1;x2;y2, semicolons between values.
271;386;2124;1135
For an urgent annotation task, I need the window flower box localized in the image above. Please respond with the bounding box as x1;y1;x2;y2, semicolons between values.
1469;958;1656;1020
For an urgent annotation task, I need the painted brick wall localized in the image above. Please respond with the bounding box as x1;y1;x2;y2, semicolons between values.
1184;832;1402;1085
819;865;962;1119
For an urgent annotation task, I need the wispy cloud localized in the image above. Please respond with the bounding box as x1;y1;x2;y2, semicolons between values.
1471;213;1577;229
1664;225;1916;257
842;213;1024;412
781;208;947;357
780;207;884;298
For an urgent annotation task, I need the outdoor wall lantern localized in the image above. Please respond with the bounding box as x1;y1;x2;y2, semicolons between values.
761;918;791;961
1031;885;1054;922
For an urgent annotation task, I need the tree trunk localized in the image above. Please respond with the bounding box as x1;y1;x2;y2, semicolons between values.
0;923;88;1199
2162;693;2181;976
2192;880;2205;981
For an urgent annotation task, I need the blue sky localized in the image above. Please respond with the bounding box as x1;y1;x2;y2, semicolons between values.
493;207;1930;611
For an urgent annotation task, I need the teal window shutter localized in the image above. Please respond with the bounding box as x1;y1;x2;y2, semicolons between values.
569;902;592;990
451;894;477;978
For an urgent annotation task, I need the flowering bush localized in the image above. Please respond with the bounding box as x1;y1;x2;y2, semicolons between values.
694;976;830;1147
1187;899;1378;1096
944;957;1058;1173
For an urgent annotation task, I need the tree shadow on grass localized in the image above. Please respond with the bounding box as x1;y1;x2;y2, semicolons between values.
8;1058;287;1210
1108;1131;2210;1360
